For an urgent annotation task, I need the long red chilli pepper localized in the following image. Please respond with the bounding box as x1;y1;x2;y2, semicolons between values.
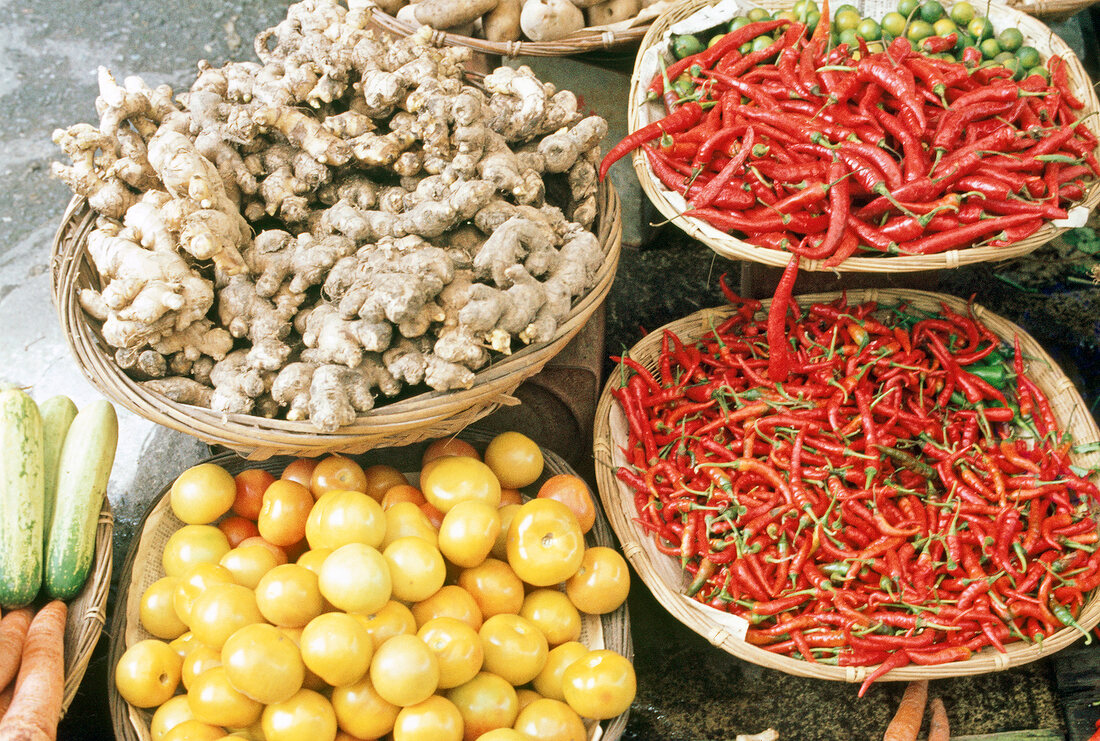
767;255;799;382
599;101;704;180
693;127;757;208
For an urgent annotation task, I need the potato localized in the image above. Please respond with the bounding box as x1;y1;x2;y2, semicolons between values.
586;0;640;25
568;0;606;8
520;0;585;41
396;3;418;23
413;0;498;29
484;0;522;41
362;0;408;13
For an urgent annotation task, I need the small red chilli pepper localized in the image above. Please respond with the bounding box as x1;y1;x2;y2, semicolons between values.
766;255;799;383
693;127;757;209
599;101;704;181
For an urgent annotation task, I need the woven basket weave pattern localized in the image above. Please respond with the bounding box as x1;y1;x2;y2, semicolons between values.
593;289;1100;682
628;0;1100;272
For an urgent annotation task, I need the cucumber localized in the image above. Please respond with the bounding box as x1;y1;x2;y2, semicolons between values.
39;395;78;534
45;400;118;600
0;389;46;608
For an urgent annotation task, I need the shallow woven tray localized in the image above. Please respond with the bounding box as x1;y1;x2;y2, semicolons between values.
593;288;1100;682
629;0;1100;272
50;180;621;460
61;499;113;717
108;429;632;740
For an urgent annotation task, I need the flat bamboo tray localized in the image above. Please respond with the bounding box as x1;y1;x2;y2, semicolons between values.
109;429;632;740
629;0;1100;272
50;181;621;460
61;499;113;717
593;288;1100;682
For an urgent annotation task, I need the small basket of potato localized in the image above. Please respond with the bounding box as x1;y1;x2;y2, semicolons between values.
362;0;676;56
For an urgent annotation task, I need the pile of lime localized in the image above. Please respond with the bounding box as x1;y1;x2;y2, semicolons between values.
668;1;1048;82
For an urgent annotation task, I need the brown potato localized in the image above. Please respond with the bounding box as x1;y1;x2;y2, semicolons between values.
520;0;585;41
586;0;640;25
413;0;498;29
484;0;522;42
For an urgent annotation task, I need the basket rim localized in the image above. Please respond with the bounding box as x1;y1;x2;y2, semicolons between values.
627;0;1100;272
108;431;633;741
50;177;622;458
592;288;1100;682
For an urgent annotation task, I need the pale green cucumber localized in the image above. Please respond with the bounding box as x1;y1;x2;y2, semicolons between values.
0;389;45;608
45;399;118;600
39;395;78;533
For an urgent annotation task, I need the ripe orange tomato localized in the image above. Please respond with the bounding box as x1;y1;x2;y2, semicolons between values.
420;501;445;530
565;546;630;615
162;525;231;578
357;600;418;650
505;499;585;587
416;617;484;689
381;484;426;510
233;469;275;520
318;543;392;614
171;463;236;525
536;475;596;534
310;455;368;498
254;563;323;628
362;464;409;502
411;585;483;631
438;500;501;569
261;689;337;741
457;559;524;619
478;614;548;686
305;489;385;550
218;515;260;548
187;665;263;728
280;458;318;488
422;437;480;466
483;432;543;489
369;634;440;707
221;623;304;704
115;639;182;708
237;536;288;565
392;695;463;741
330;674;400;739
258;479;314;547
560;649;636;719
519;589;582;646
445;672;518;741
532;641;588;701
498;488;523;507
421;457;501;513
513;698;586;741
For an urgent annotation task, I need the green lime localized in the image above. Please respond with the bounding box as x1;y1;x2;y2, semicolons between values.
830;30;841;46
806;11;822;31
1016;44;1041;68
707;32;727;48
739;41;753;53
907;19;935;42
967;16;993;40
994;50;1015;63
979;37;1001;58
950;1;975;25
938;52;956;61
671;34;706;59
954;31;975;51
793;0;812;16
998;27;1024;52
835;9;862;30
920;1;945;22
835;3;859;14
881;11;907;36
857;18;882;39
776;10;799;22
1027;66;1051;82
729;16;751;31
1002;56;1025;80
748;7;771;21
752;35;775;51
673;77;695;98
932;17;956;35
897;0;919;17
839;27;860;47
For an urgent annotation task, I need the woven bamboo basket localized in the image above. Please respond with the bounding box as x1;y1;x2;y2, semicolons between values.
60;499;113;717
108;429;632;740
593;288;1100;682
1004;0;1097;21
50;180;621;460
629;0;1100;272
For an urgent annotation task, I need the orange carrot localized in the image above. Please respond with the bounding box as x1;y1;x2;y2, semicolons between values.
0;683;12;718
0;609;33;691
0;601;67;741
928;696;950;741
883;680;929;741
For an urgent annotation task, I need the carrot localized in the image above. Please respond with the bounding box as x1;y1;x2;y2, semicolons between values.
883;680;929;741
0;601;67;741
928;697;950;741
0;683;12;718
0;609;33;691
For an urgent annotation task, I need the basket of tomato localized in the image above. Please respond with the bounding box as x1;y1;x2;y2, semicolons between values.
108;429;634;741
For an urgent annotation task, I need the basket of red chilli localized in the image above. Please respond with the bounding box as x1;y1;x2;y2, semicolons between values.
608;0;1100;272
593;287;1100;687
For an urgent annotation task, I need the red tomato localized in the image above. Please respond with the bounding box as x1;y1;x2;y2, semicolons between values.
258;480;314;547
234;469;276;520
218;516;261;548
281;458;318;488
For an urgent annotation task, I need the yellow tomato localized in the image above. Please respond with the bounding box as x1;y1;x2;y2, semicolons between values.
513;698;586;741
182;645;223;691
161;720;226;741
151;695;196;741
222;623;305;704
506;499;584;587
261;689;337;741
417;617;483;689
411;585;483;631
421;456;501;513
369;634;439;707
438;500;500;569
219;543;280;590
171;463;237;525
300;612;373;687
392;695;463;741
483;432;543;489
560;649;636;719
189;584;264;649
294;547;331;576
536;475;596;534
384;536;447;603
457;558;524;619
254;564;323;628
356;600;417;649
381;484;426;510
421;437;480;466
258;479;314;547
515;688;541;714
188;666;263;728
491;504;521;561
163;525;232;578
474;730;527;741
276;626;326;692
305;489;385;550
565;546;630;615
381;502;438;550
236;536;288;565
114;638;182;708
519;589;582;646
362;464;409;502
445;672;518;741
498;488;523;507
310;455;368;498
478;614;548;687
169;631;199;659
330;674;400;739
141;576;188;640
532;641;588;701
173;563;235;627
318;543;391;614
